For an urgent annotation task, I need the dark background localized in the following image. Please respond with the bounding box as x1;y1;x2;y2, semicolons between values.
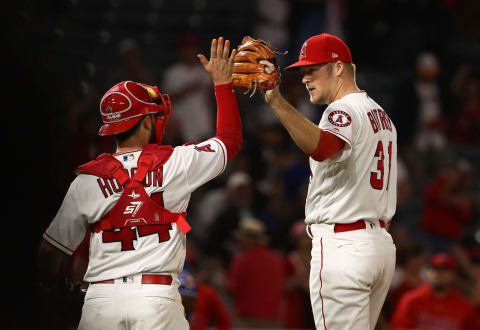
5;0;480;329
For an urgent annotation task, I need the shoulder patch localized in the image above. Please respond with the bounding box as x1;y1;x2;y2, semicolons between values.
328;110;352;127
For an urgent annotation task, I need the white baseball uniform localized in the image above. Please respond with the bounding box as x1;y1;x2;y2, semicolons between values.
306;91;397;330
43;138;227;330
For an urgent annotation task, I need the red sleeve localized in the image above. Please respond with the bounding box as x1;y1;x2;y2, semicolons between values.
213;83;243;162
390;293;418;330
309;130;346;162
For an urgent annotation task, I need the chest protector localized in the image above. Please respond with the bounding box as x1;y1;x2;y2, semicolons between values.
76;144;191;234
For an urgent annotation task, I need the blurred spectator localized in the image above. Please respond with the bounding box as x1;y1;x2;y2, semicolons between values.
391;253;477;330
392;52;451;154
420;159;474;254
252;0;291;68
203;171;264;268
108;37;155;85
473;279;480;329
187;262;232;330
383;244;428;322
450;68;480;146
452;233;480;295
225;218;285;328
412;52;448;152
179;263;199;321
68;82;114;165
282;220;314;329
179;260;232;330
193;171;253;239
161;32;214;143
396;156;412;208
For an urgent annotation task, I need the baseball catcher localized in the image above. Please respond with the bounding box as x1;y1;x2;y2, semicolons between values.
232;36;282;96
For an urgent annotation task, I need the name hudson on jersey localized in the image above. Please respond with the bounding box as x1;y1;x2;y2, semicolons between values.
96;167;163;198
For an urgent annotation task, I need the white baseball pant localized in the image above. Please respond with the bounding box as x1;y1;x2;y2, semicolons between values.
308;220;396;330
78;274;189;330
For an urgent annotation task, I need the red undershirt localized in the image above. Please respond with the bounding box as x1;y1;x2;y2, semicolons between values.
309;130;346;161
213;83;243;162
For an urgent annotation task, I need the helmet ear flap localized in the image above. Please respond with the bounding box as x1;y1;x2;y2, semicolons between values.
154;117;167;144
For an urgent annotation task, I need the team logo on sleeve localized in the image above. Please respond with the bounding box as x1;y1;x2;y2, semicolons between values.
194;144;215;153
328;110;352;127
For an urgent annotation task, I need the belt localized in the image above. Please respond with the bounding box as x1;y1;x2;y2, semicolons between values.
92;274;173;285
333;220;386;233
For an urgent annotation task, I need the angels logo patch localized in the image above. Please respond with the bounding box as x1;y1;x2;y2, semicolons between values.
328;110;352;127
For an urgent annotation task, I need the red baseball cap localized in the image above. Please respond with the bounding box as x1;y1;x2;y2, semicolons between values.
285;33;352;70
430;253;457;270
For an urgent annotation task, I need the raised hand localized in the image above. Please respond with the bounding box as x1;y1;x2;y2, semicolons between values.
197;37;237;85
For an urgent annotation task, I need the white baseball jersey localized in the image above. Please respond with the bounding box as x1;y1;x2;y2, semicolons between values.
43;138;227;286
305;91;397;225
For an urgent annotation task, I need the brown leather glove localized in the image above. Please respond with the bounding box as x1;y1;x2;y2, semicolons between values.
232;36;281;96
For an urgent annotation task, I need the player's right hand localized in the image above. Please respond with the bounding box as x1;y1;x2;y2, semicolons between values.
197;37;237;86
264;85;281;105
260;60;282;104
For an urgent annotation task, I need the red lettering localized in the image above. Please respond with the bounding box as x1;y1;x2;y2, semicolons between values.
96;167;165;197
103;227;137;251
152;168;163;187
377;109;387;130
151;167;164;205
370;140;393;191
137;224;172;243
378;109;392;132
368;111;379;133
109;178;122;193
386;115;393;131
370;141;384;190
97;178;113;198
144;171;151;187
130;167;137;178
372;109;382;132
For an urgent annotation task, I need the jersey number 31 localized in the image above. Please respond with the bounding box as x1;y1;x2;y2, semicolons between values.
370;140;392;191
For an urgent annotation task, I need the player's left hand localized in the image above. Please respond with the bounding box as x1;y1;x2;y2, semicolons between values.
198;37;237;86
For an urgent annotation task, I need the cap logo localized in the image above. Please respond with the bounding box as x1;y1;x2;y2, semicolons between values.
300;41;307;60
106;105;113;113
332;52;339;59
106;113;121;120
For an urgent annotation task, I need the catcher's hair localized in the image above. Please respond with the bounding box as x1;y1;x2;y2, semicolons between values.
113;115;151;145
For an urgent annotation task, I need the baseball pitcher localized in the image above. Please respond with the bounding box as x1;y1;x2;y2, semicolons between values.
260;33;397;329
38;37;241;330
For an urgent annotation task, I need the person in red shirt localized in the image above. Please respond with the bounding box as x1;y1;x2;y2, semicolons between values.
189;282;232;330
391;253;477;330
225;218;285;328
283;220;315;329
179;261;232;330
420;160;474;254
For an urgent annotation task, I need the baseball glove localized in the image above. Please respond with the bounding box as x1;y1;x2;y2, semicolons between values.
232;36;281;96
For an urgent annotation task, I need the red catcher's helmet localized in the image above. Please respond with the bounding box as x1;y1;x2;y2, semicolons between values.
98;81;171;141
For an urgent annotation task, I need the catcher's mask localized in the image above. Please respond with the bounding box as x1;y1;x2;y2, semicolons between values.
99;81;172;144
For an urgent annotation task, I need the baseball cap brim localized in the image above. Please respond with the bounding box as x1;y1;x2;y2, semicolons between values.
98;116;143;136
284;60;326;71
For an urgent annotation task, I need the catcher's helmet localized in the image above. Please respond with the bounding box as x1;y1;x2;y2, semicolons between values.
98;81;171;142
